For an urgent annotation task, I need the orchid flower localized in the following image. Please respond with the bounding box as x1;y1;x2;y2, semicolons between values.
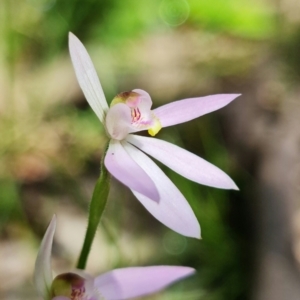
34;216;195;300
69;32;240;239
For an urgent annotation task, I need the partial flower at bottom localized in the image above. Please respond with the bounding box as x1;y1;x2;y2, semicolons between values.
69;32;241;238
34;216;195;300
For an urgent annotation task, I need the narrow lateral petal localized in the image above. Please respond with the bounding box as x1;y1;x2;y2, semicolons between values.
69;32;108;123
94;266;195;300
34;215;56;299
128;135;238;190
153;94;241;127
104;140;159;201
124;141;200;238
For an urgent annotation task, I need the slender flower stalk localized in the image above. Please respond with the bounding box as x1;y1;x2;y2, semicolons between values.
77;147;110;270
69;32;240;238
34;216;195;300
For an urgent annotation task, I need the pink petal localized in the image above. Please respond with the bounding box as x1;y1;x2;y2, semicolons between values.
94;266;195;300
104;140;159;202
34;215;56;299
127;135;238;190
123;141;200;238
153;94;241;127
105;103;132;140
69;32;108;123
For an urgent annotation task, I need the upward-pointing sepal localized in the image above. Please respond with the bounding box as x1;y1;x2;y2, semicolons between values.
68;32;108;123
34;215;56;299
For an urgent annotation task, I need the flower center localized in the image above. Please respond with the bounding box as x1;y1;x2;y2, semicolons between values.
110;91;140;108
51;273;87;300
148;115;162;136
131;107;141;123
71;287;86;300
109;90;162;137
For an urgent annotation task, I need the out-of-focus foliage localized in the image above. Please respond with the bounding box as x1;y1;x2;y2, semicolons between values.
2;0;299;299
188;0;274;39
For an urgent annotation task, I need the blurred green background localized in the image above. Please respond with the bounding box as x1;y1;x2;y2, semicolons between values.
1;0;300;299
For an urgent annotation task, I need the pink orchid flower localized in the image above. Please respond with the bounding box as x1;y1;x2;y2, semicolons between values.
34;216;195;300
69;32;240;238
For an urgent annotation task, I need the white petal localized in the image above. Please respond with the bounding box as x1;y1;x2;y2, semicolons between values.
105;103;132;140
124;141;200;238
105;140;159;201
128;135;238;190
69;32;108;123
153;94;241;127
34;215;56;299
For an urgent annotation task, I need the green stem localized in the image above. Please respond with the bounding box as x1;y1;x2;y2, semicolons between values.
77;147;110;269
